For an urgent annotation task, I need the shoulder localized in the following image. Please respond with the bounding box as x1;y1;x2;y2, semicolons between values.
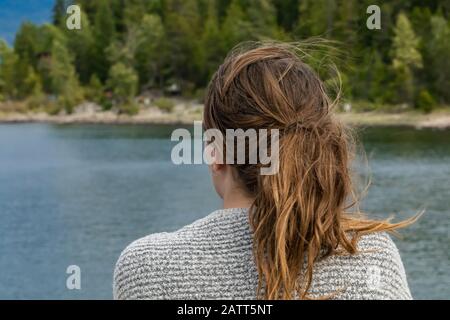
312;232;412;300
113;221;205;300
113;232;173;299
113;209;248;299
361;232;412;299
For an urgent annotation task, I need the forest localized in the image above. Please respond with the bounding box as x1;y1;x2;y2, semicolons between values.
0;0;449;115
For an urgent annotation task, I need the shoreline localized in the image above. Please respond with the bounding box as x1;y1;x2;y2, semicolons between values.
1;110;450;129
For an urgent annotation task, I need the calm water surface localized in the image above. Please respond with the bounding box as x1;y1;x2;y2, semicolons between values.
0;123;448;299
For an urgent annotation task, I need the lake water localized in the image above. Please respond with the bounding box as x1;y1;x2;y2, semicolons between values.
0;123;448;299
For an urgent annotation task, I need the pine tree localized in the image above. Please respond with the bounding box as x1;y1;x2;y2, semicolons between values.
222;0;253;50
392;13;423;70
24;66;46;109
106;22;142;68
0;40;19;99
335;0;358;44
2;0;449;111
135;14;166;88
198;0;226;84
64;9;95;84
164;0;201;88
246;0;280;39
50;40;83;113
106;62;138;113
391;12;422;104
295;0;337;38
14;22;39;68
93;0;116;82
273;0;299;32
123;0;149;26
85;74;104;104
428;15;450;103
53;0;67;26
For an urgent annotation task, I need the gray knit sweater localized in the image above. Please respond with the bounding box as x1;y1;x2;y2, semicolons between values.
113;208;412;300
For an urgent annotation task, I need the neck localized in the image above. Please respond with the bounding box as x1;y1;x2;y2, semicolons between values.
222;188;254;210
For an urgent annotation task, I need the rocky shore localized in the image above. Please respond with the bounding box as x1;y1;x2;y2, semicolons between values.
1;102;450;129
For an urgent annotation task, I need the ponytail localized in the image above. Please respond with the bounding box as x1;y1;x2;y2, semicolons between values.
204;41;418;299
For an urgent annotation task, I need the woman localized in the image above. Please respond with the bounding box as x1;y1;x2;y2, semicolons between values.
114;42;415;300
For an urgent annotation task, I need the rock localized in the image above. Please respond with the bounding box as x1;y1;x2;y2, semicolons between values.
74;102;102;115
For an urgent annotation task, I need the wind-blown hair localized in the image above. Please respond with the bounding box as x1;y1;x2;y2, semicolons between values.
203;41;417;299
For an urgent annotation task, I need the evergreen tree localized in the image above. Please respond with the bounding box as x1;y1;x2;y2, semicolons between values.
1;0;449;111
106;62;138;113
85;74;104;104
24;66;43;97
245;0;280;39
24;66;46;109
391;12;422;104
134;14;166;88
93;0;116;82
53;0;68;26
38;24;67;54
296;0;337;38
164;0;201;89
64;9;95;83
75;0;98;23
0;40;19;99
273;0;299;32
428;15;450;103
123;0;149;26
198;0;226;84
222;0;253;50
106;23;142;68
14;22;40;68
335;0;358;44
50;40;83;113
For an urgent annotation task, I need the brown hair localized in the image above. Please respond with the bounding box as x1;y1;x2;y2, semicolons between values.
203;41;416;299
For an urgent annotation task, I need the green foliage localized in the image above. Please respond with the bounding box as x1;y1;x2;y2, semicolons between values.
296;0;335;37
416;89;436;113
13;22;40;67
1;0;450;114
427;15;450;103
391;13;423;70
93;0;116;81
85;74;104;104
23;66;43;98
45;101;62;115
198;0;226;83
50;40;83;113
119;102;140;115
53;0;68;26
153;97;175;112
222;0;253;49
134;14;166;88
106;62;138;105
390;12;423;105
64;8;96;84
0;40;19;98
164;0;201;86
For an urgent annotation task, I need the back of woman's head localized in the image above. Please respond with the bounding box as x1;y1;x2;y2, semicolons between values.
203;42;413;299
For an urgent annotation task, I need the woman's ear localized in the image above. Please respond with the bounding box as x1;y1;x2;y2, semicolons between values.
206;143;225;174
208;145;226;199
211;162;225;176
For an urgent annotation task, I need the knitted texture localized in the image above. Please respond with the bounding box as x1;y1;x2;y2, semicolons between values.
114;208;412;300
